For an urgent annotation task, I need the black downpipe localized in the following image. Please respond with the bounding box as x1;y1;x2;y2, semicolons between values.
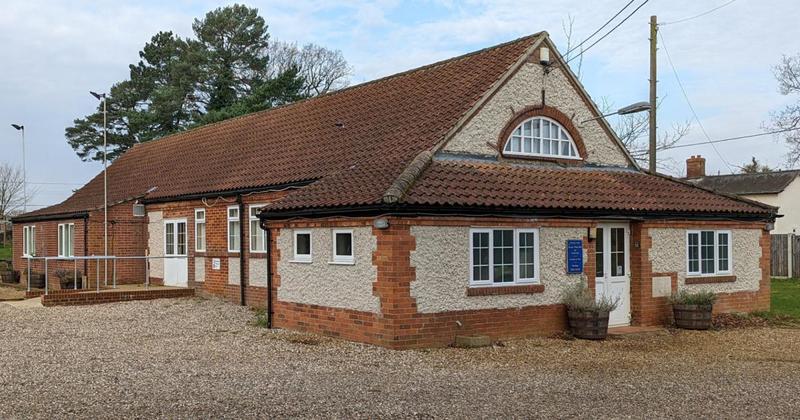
238;194;246;306
265;227;273;329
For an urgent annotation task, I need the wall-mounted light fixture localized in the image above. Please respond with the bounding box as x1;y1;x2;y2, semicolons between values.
373;218;389;229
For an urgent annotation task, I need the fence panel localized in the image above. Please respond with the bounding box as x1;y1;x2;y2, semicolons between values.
771;234;789;277
793;235;799;279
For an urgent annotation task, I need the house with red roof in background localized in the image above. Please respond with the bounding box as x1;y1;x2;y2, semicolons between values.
12;32;777;348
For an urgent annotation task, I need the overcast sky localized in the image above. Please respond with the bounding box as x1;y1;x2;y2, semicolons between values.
1;0;798;210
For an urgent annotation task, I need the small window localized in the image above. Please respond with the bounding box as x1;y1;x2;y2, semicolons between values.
249;205;267;253
195;209;206;252
227;206;240;252
293;230;312;262
332;229;354;264
687;230;732;276
470;228;539;285
503;117;580;159
57;223;75;257
22;225;36;257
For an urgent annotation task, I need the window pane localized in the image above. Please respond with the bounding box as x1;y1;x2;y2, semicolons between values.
701;231;715;274
688;233;700;273
472;232;490;281
250;220;264;251
335;233;352;257
518;232;536;279
595;228;604;277
611;228;625;276
523;120;532;136
229;208;238;218
523;138;531;153
511;136;521;152
68;225;74;257
229;221;240;251
296;233;311;256
177;222;186;255
492;230;513;283
718;232;729;272
196;222;206;250
166;223;175;255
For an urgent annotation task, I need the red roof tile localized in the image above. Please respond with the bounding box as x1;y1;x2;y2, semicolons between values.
399;160;774;216
19;34;542;220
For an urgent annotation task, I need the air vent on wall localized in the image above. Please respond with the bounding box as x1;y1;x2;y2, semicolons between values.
133;204;146;217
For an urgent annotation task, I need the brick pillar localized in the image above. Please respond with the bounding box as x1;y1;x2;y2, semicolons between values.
372;222;418;348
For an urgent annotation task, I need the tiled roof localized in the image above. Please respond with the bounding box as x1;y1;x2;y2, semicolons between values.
398;160;775;216
687;170;800;195
17;33;542;220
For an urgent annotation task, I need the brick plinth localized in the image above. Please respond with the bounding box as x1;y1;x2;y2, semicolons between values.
41;288;194;307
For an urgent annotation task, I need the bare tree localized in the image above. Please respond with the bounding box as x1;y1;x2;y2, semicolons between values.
766;53;800;166
561;14;584;80
267;41;352;96
738;156;774;174
0;164;26;220
600;97;691;171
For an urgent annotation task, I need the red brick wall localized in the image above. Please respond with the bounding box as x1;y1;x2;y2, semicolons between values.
147;190;288;306
630;220;771;326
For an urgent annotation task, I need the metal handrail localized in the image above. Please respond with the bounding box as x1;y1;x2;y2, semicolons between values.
23;255;188;295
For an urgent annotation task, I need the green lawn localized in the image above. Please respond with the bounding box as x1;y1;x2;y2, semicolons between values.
771;278;800;319
0;244;11;260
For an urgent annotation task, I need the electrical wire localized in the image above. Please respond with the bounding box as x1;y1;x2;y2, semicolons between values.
563;0;637;57
658;29;735;174
660;0;738;26
565;0;651;64
663;127;800;150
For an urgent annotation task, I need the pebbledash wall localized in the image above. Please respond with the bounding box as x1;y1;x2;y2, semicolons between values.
12;203;147;289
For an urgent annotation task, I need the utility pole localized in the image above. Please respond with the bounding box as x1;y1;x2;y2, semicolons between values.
648;15;658;174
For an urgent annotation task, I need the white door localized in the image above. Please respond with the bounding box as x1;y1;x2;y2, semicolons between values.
595;223;631;327
163;219;188;287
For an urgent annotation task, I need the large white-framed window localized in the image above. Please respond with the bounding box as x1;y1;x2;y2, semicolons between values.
503;117;580;159
331;229;354;264
687;230;732;276
22;225;36;257
293;230;312;263
227;206;240;252
57;223;75;257
470;228;540;286
249;205;267;253
195;209;206;252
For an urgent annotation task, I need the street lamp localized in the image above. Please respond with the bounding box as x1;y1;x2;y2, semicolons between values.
90;91;108;284
10;124;27;213
581;101;651;123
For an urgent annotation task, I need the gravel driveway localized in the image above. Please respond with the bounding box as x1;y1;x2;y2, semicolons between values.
1;297;798;419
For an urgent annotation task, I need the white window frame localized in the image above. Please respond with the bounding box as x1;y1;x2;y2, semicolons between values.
22;225;36;257
248;204;267;253
686;230;733;277
331;229;354;264
293;230;312;263
57;223;75;257
469;228;540;286
194;209;206;252
227;206;240;253
502;116;581;160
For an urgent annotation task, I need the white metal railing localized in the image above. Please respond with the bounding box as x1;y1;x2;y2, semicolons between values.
22;255;188;295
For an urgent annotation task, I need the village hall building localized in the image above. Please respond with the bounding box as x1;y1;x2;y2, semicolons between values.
13;33;776;348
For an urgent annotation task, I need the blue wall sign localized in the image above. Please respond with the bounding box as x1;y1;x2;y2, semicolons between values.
566;240;583;274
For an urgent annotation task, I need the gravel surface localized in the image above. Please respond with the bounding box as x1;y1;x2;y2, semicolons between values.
0;284;25;301
1;297;799;419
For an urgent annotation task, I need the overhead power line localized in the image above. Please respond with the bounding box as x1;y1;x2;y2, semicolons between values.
663;127;800;150
564;0;637;57
565;0;651;64
660;0;738;26
658;29;735;174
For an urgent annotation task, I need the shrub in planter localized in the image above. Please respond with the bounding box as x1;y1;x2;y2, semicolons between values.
27;271;45;289
55;269;83;290
669;290;717;330
0;261;19;284
562;282;619;340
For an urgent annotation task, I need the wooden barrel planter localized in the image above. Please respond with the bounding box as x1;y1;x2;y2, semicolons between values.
28;273;45;289
0;270;19;284
673;304;713;330
567;310;610;340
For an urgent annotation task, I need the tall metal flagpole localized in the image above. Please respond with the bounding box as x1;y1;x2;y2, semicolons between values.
103;95;108;284
21;127;27;213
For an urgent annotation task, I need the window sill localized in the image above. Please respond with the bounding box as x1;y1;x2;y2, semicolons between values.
328;260;355;266
685;275;736;285
289;259;313;264
467;284;544;296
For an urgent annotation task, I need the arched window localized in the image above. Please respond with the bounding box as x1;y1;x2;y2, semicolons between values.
503;117;580;159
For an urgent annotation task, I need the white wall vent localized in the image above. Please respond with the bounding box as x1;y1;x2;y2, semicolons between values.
133;204;146;217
